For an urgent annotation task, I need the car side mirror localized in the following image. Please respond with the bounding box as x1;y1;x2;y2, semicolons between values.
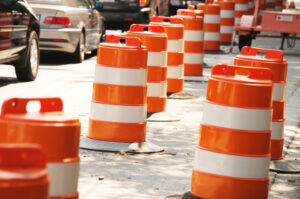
95;1;104;11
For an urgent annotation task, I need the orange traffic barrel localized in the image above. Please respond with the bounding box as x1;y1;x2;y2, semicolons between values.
235;47;288;160
198;3;221;51
150;16;184;93
81;35;163;153
177;10;204;76
0;97;81;199
0;144;49;199
187;64;273;199
127;24;168;113
217;0;235;44
234;0;249;25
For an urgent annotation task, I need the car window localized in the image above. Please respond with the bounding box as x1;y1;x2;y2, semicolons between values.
77;0;91;8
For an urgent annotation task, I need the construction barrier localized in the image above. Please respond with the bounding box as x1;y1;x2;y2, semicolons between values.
217;0;235;44
0;97;81;199
234;0;249;25
81;35;163;153
198;3;221;51
127;24;168;113
188;64;273;199
150;16;185;93
177;10;204;76
0;144;49;199
235;47;288;160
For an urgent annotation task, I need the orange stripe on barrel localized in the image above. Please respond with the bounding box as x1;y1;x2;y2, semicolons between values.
88;119;146;143
199;124;271;156
191;170;269;199
207;78;273;108
92;83;147;105
147;66;167;82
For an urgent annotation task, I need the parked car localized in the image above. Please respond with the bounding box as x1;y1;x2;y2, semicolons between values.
169;0;203;15
0;0;40;81
27;0;105;63
94;0;170;31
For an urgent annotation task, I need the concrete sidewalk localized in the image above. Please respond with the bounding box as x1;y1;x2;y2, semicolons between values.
78;37;300;198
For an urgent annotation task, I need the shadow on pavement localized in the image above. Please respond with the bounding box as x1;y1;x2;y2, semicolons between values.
0;77;18;88
40;52;96;66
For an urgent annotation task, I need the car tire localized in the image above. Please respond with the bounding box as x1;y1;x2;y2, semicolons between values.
15;31;40;82
73;32;85;63
238;34;252;50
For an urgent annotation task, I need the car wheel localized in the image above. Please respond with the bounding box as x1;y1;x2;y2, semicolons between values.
238;34;252;50
73;32;85;63
15;31;39;81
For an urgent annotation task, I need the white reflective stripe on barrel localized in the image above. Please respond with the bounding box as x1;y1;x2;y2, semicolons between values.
184;30;204;42
204;33;220;41
147;82;167;97
184;53;204;64
271;121;284;139
273;83;286;101
220;26;234;34
95;65;147;86
221;10;235;18
147;51;167;66
47;161;79;196
167;39;184;52
202;102;272;131
235;4;248;11
90;102;146;123
204;15;220;23
194;148;270;178
167;66;184;79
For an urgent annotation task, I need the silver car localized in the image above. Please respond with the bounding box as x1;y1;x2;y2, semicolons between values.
27;0;105;63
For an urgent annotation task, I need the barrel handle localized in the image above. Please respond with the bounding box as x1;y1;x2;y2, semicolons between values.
129;24;165;33
241;46;283;60
1;97;63;116
105;35;142;47
150;16;183;24
212;64;272;80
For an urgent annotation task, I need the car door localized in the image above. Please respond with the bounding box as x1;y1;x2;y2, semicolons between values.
87;0;101;49
77;0;99;51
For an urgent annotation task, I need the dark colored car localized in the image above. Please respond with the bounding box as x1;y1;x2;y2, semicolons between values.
27;0;105;63
169;0;203;15
0;0;40;81
94;0;170;30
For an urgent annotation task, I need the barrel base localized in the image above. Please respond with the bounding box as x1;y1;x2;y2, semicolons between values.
168;91;198;100
80;137;164;153
184;76;209;82
270;160;300;173
204;49;225;54
147;111;181;122
165;192;202;199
